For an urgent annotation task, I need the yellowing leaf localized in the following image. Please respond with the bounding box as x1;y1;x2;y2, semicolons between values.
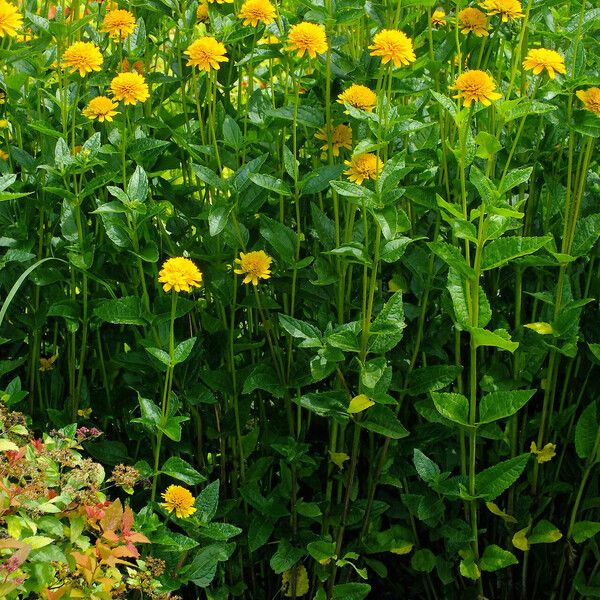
348;394;375;414
530;441;557;463
485;502;517;524
524;322;553;335
22;535;55;550
390;541;413;555
512;528;530;551
329;451;350;469
0;439;19;452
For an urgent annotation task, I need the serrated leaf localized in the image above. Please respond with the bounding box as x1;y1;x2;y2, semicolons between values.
431;392;469;425
475;454;529;501
481;236;551;270
478;390;535;424
480;545;518;571
572;521;600;544
575;402;597;459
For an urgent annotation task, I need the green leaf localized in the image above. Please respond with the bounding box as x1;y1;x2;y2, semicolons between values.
411;549;436;573
475;454;529;501
192;163;226;190
161;457;206;485
481;236;551;270
572;521;600;544
173;337;196;365
196;480;220;523
359;405;408;439
222;115;243;149
208;204;232;237
480;545;518;571
332;583;371;600
269;539;304;574
248;516;275;552
499;167;533;195
478;390;535;424
157;415;189;441
429;241;475;279
575;402;597;459
528;520;562;544
470;327;518;352
260;216;297;264
369;291;405;353
93;296;146;326
413;449;440;483
431;392;469;425
186;543;235;588
146;347;171;367
200;522;242;541
127;165;148;202
249;173;291;196
475;131;502;159
296;392;349;424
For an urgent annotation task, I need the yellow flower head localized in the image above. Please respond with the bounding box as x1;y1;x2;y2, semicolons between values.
234;250;272;285
368;29;416;68
523;48;566;79
83;96;120;122
576;88;600;116
101;8;136;40
0;149;8;161
63;41;103;77
0;0;22;37
286;22;328;59
110;71;149;105
282;565;309;597
530;441;557;464
315;124;352;157
239;0;276;27
197;1;209;21
158;257;203;293
161;485;197;518
39;355;58;372
206;0;232;4
344;153;382;185
458;7;489;36
185;37;229;71
452;70;502;107
431;9;447;26
337;84;377;112
480;0;524;22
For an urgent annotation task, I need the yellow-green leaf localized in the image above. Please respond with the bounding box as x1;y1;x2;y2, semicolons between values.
348;394;375;414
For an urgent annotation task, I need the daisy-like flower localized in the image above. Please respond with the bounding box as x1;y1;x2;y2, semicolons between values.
452;70;502;107
0;149;8;161
480;0;524;22
206;0;232;3
239;0;276;27
530;441;557;464
234;250;272;285
161;485;197;518
63;41;103;77
158;257;203;293
344;153;382;185
576;88;600;116
368;29;416;68
337;84;377;112
0;0;22;37
110;72;149;105
197;1;209;21
101;8;136;40
82;96;120;122
523;48;566;79
431;9;447;27
185;37;228;71
315;124;352;157
286;22;328;58
458;7;489;36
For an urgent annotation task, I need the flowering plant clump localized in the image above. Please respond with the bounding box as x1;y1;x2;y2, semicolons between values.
0;0;599;598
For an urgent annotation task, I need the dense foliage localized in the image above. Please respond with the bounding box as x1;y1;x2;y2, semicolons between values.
0;0;600;598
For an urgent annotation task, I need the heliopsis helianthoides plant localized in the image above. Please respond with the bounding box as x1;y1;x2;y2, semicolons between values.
158;256;203;293
100;7;136;40
452;69;502;106
344;152;383;184
185;36;229;71
431;9;447;27
286;21;328;58
234;250;272;285
161;485;197;518
62;41;103;77
523;47;567;79
82;96;119;122
110;71;149;104
577;87;600;115
480;0;524;22
337;84;377;112
315;123;352;157
368;29;416;68
238;0;276;27
458;7;489;36
0;0;22;37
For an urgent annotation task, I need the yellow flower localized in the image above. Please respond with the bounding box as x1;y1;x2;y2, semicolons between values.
458;7;489;36
286;22;328;59
344;153;382;185
239;0;276;27
315;124;352;157
158;257;203;293
282;565;309;597
63;41;103;77
530;441;557;464
0;0;22;37
337;84;377;112
451;70;502;107
161;485;197;518
523;48;566;79
480;0;524;22
234;250;272;285
368;29;416;68
110;72;149;105
259;34;279;45
101;8;136;40
576;87;600;116
185;37;229;71
431;9;447;26
0;149;7;161
39;355;58;372
0;119;8;128
206;0;232;4
82;96;120;122
196;1;209;21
